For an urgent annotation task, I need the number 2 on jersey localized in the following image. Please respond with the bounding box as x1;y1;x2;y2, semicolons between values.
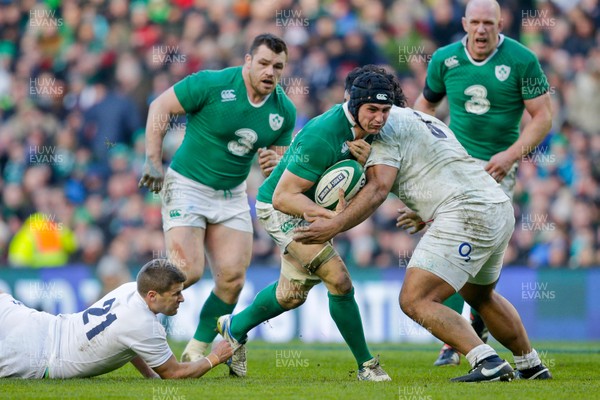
82;298;117;340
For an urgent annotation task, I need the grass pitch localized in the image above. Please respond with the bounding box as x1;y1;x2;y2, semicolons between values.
1;341;598;400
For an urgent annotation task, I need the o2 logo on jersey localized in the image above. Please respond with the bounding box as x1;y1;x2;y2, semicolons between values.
227;128;258;156
464;85;490;115
458;242;472;262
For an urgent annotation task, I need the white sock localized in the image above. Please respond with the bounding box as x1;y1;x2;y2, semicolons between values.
514;348;542;370
465;344;497;368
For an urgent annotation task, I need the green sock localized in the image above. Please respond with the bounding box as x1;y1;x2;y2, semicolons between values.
328;287;372;367
443;292;465;314
230;282;286;342
193;291;236;343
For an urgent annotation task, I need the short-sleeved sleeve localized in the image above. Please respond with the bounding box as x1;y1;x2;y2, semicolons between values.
425;50;447;96
126;319;173;368
286;136;335;183
366;130;401;170
520;56;549;100
173;71;211;114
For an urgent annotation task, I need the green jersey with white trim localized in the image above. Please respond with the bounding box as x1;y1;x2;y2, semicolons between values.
425;35;549;161
257;103;363;204
171;66;296;190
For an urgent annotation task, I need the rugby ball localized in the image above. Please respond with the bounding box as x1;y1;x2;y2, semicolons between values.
314;160;366;210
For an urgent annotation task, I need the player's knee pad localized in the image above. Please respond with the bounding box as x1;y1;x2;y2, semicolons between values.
303;243;336;274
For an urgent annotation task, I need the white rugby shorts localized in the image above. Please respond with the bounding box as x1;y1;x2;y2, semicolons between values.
407;200;514;291
160;168;252;233
0;293;54;378
255;201;322;286
255;201;308;251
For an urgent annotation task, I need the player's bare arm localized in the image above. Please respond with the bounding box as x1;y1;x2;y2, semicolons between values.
130;356;160;379
152;340;233;379
346;139;371;166
258;145;288;177
294;164;397;244
485;92;552;182
413;93;442;117
272;170;335;219
138;86;186;193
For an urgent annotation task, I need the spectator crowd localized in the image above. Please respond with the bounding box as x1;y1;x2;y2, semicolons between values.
0;0;598;282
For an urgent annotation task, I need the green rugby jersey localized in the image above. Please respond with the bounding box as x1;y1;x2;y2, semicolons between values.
257;103;366;204
171;66;296;190
425;35;549;161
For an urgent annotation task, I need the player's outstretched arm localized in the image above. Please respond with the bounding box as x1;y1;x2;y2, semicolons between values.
485;92;552;182
138;86;186;194
294;164;398;244
131;356;160;379
152;340;233;379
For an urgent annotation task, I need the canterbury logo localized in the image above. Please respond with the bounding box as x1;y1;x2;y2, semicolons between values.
444;56;459;68
221;89;236;101
376;93;388;100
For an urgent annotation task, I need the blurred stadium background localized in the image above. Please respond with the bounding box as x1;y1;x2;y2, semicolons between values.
0;0;598;343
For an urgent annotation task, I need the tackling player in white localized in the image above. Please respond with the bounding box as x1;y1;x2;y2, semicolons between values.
0;259;232;379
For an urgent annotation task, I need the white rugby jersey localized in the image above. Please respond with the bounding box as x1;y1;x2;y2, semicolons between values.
366;106;509;221
47;282;172;378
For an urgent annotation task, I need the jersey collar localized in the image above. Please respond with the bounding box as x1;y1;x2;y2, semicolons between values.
134;288;154;314
247;92;272;108
342;102;358;139
461;33;505;66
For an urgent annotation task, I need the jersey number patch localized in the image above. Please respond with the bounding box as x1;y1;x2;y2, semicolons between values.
82;298;118;340
413;112;448;138
464;85;490;115
227;128;258;156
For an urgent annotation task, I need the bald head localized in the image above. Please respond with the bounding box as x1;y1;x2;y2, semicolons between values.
465;0;501;20
462;0;503;61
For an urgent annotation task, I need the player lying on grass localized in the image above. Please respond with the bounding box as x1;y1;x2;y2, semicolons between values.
0;259;232;379
214;71;400;381
294;99;552;382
